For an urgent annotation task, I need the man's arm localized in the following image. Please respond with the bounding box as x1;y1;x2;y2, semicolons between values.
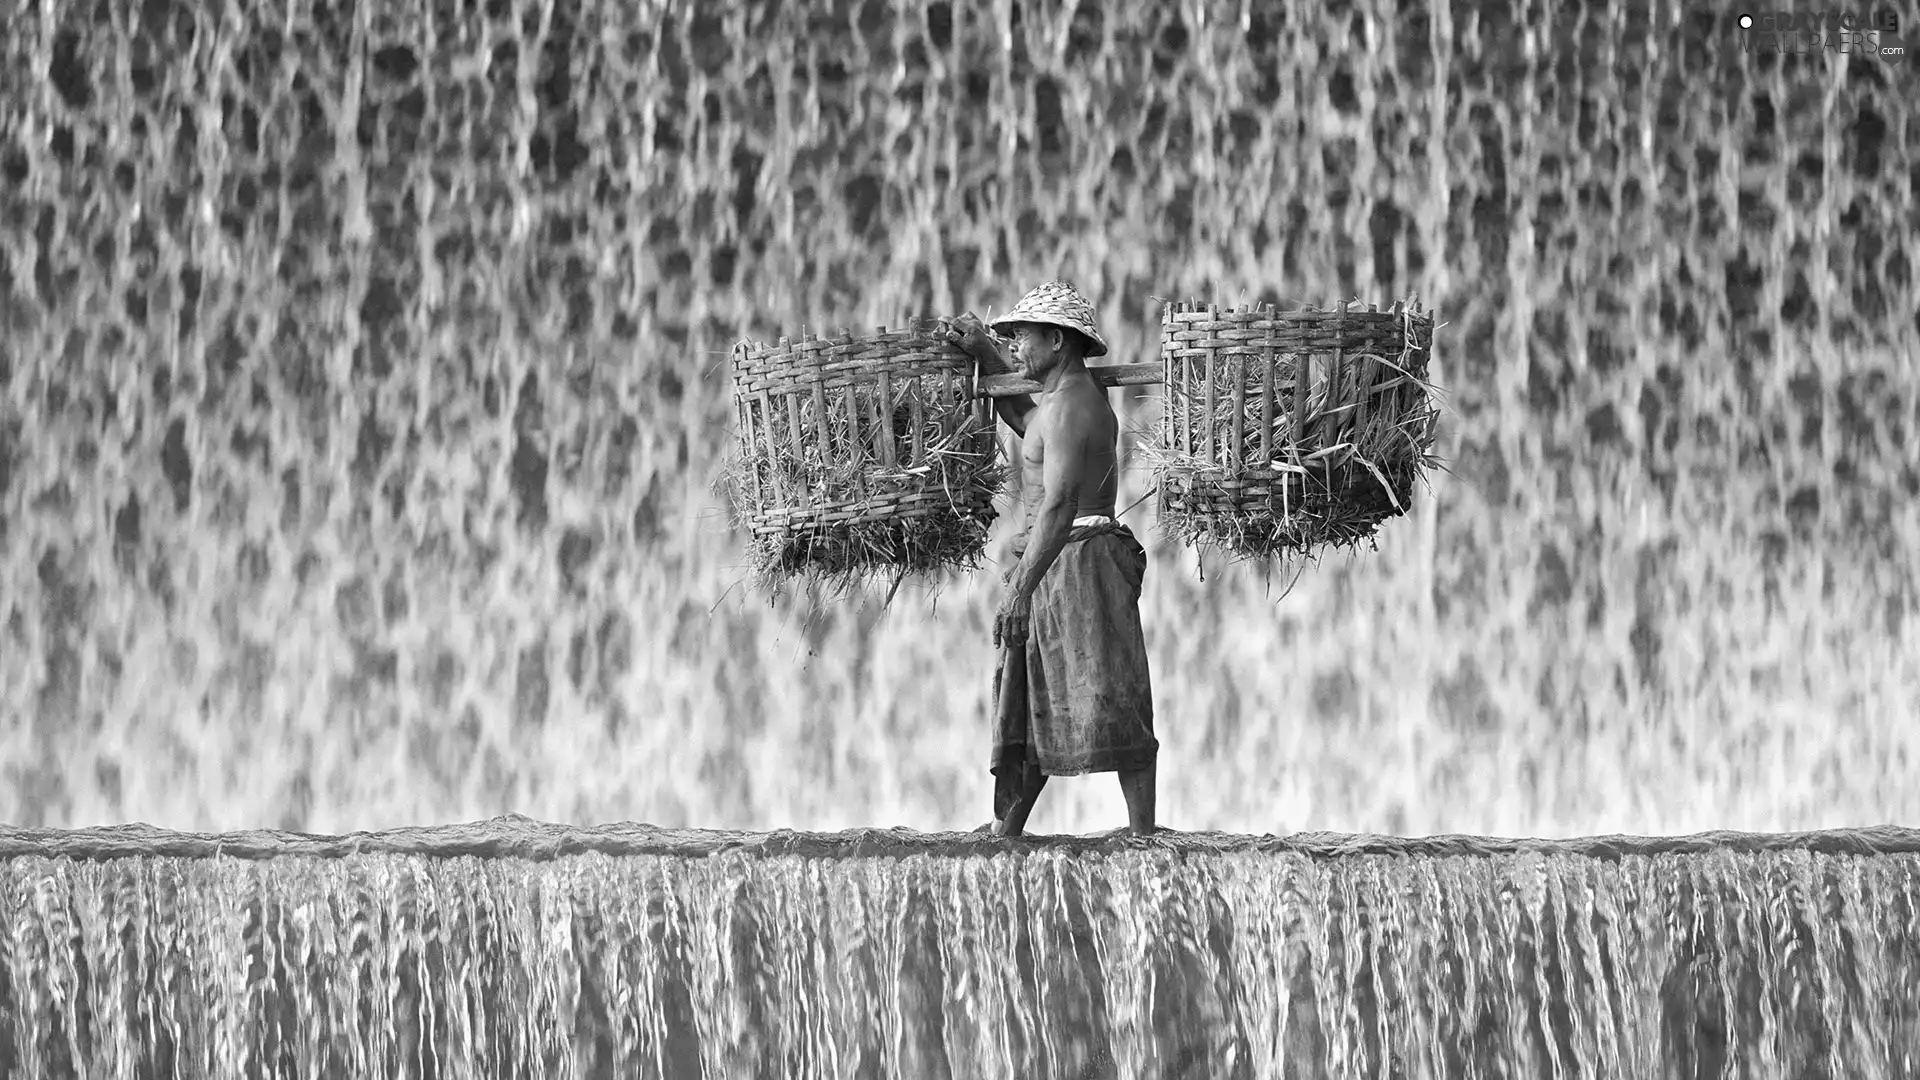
973;336;1038;436
950;317;1036;436
1006;411;1088;603
992;390;1038;438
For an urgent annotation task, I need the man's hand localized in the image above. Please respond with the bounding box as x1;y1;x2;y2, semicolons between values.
993;589;1032;649
947;313;1009;374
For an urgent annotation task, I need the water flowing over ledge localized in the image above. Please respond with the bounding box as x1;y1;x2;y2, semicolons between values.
6;814;1920;862
4;817;1919;1077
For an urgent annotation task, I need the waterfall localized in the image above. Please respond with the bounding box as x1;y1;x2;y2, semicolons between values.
2;0;1913;837
3;0;1915;1073
4;818;1919;1077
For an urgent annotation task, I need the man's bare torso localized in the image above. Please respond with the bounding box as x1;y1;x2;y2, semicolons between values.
1022;373;1120;532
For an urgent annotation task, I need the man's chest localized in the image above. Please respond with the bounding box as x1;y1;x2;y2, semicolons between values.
1021;405;1053;472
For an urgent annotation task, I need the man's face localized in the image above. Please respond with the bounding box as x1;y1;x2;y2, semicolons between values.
1008;323;1063;378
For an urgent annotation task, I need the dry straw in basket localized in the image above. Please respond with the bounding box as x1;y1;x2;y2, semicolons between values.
721;319;1007;590
1149;299;1442;560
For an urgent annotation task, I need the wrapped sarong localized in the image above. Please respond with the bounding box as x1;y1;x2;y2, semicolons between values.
991;519;1156;813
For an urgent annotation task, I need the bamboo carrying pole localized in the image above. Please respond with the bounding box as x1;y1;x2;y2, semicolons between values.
974;363;1164;397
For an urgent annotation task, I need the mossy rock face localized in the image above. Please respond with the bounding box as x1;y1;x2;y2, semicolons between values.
0;1;1915;839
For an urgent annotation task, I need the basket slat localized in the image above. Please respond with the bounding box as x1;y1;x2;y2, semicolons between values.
1162;304;1175;455
876;368;896;469
843;377;864;500
1167;305;1182;455
1331;303;1348;450
810;359;831;464
910;375;925;466
1167;304;1178;453
1229;347;1247;470
785;389;804;485
1203;303;1218;465
759;392;780;505
944;367;956;441
1290;352;1309;469
1260;343;1275;465
974;363;993;459
972;354;991;430
742;393;765;507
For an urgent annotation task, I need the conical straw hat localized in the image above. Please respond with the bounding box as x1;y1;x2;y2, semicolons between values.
987;280;1108;358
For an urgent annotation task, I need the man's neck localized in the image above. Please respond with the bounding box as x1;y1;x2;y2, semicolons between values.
1037;356;1091;395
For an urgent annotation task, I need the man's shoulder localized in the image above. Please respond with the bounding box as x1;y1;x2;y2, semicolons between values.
1053;375;1118;434
1059;366;1114;400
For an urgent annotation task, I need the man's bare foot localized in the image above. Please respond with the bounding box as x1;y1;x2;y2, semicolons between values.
971;821;1026;837
991;769;1046;838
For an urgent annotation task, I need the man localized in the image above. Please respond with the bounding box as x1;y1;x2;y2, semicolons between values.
946;281;1157;837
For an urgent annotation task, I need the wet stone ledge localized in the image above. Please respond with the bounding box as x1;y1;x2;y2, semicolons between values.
4;814;1920;863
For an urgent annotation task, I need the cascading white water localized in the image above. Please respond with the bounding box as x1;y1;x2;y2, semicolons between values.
2;0;1913;837
3;819;1919;1078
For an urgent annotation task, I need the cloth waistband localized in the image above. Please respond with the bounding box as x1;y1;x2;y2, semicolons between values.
1072;515;1117;527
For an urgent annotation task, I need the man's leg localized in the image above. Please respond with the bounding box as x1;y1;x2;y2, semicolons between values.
995;762;1049;837
1117;761;1156;836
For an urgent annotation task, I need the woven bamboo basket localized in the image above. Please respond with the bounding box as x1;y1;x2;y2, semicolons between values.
1152;299;1440;558
724;319;1004;583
